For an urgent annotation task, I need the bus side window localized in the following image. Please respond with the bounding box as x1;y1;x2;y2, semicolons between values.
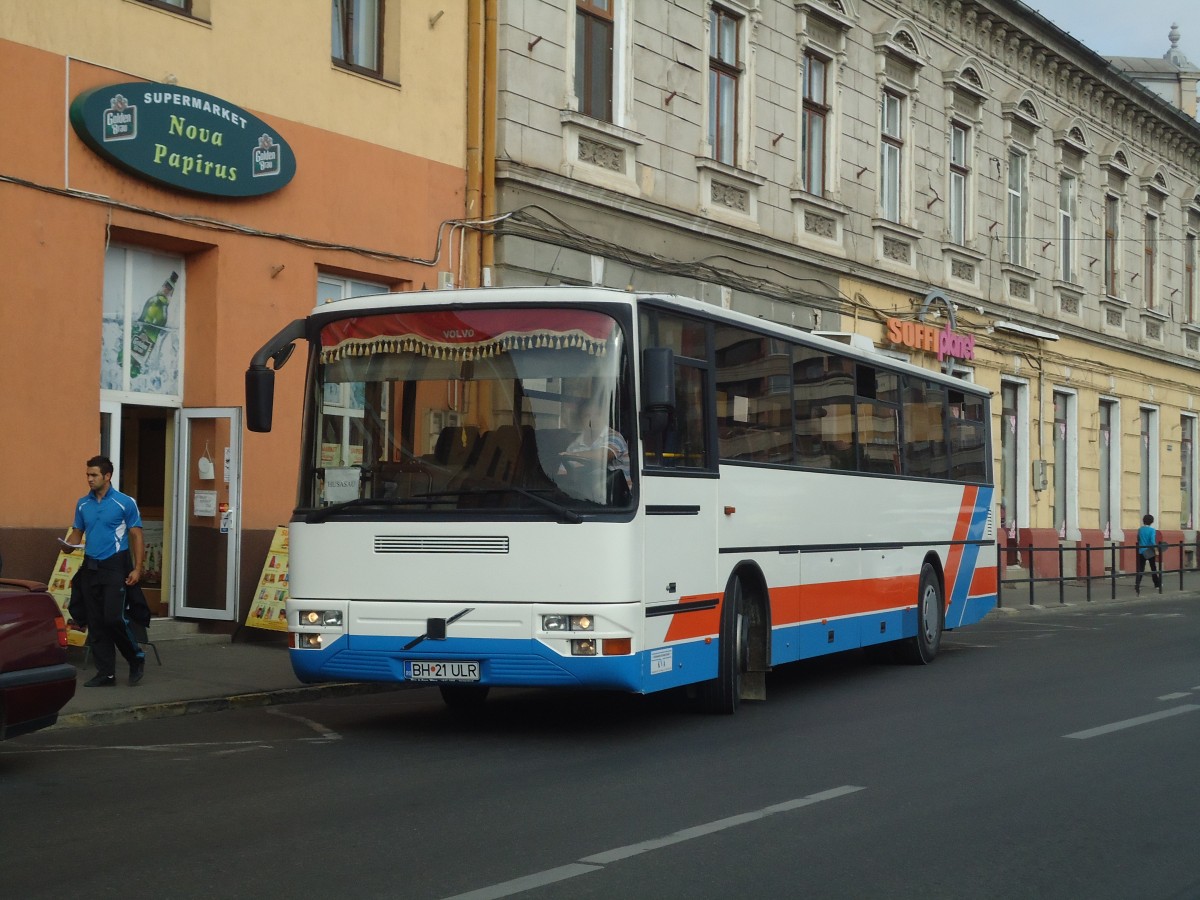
902;377;949;479
794;347;854;471
948;388;988;482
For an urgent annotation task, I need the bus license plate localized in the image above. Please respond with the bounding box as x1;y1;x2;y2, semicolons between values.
405;660;480;682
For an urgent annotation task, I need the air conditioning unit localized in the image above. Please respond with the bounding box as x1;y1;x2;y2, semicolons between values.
812;331;875;352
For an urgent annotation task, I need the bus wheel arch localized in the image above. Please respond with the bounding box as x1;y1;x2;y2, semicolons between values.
900;554;945;665
699;564;770;714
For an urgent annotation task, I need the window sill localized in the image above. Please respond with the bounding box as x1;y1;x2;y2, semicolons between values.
331;62;402;91
561;113;644;196
871;219;921;269
791;192;847;250
695;159;765;229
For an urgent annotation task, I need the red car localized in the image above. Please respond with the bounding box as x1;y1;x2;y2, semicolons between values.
0;577;77;740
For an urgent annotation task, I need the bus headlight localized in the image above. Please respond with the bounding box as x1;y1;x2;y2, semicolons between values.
571;638;597;656
297;633;322;649
299;609;343;626
542;614;594;632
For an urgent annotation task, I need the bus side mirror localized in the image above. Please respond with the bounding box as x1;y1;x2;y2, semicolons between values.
246;366;276;433
641;347;675;436
245;319;306;434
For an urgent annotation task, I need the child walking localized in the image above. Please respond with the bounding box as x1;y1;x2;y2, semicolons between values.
1135;513;1161;595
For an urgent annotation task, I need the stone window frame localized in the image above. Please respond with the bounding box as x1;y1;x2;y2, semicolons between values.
791;0;857;253
870;20;926;273
696;0;763;228
1051;119;1090;290
998;92;1042;302
561;0;643;197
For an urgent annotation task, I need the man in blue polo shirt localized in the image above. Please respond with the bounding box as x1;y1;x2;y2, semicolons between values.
64;455;147;687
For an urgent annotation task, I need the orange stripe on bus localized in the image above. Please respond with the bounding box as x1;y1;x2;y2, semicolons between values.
775;576;921;625
969;565;997;596
662;594;723;643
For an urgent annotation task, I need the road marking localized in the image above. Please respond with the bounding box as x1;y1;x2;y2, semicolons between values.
441;785;865;900
1157;692;1192;701
1064;704;1200;740
266;707;341;740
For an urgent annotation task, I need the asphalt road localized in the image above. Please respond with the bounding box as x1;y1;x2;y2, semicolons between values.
4;596;1199;899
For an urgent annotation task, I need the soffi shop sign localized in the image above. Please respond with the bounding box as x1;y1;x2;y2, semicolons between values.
69;82;295;197
885;289;975;372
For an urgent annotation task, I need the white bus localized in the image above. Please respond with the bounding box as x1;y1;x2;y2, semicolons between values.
246;287;996;712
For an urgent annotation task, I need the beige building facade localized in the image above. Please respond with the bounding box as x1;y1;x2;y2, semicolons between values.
480;0;1200;568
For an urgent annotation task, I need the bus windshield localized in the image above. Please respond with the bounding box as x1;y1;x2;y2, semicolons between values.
303;306;632;516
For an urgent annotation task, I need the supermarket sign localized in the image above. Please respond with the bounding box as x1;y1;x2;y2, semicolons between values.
69;82;295;197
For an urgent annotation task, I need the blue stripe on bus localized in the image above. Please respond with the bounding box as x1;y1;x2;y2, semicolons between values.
288;634;720;694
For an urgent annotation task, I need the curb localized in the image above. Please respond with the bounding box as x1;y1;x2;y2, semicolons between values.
51;681;402;731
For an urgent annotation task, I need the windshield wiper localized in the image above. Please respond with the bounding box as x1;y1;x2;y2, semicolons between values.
305;488;582;524
412;487;583;524
304;496;452;524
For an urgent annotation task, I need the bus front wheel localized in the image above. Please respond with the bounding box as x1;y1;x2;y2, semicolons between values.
699;579;750;714
900;562;943;665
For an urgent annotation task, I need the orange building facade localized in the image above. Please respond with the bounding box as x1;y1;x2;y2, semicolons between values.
0;0;470;625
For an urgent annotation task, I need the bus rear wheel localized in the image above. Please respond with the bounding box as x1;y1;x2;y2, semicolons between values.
439;684;490;710
699;579;750;714
900;562;943;665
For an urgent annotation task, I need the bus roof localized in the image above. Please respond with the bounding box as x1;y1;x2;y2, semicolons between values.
309;286;988;397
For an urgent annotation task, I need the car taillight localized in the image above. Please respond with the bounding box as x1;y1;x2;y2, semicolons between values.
54;613;69;649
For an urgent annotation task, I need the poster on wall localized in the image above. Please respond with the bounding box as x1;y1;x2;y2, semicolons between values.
47;532;88;648
101;247;183;398
245;526;290;632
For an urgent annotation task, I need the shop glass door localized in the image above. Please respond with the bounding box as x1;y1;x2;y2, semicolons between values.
174;408;241;619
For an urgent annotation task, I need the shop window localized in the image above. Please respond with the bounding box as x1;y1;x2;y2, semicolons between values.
101;247;185;402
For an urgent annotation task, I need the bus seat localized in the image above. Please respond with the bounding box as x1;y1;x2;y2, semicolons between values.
435;426;479;467
471;426;521;482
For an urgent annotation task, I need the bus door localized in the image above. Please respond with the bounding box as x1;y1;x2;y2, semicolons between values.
640;472;718;687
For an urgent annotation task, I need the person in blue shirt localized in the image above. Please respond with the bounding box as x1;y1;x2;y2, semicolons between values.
1135;513;1162;595
63;455;146;686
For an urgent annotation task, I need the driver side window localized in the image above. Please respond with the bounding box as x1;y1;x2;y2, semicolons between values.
639;310;713;470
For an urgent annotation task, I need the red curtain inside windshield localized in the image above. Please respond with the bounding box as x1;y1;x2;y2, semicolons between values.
320;309;615;362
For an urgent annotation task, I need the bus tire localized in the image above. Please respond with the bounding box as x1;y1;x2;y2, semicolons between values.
699;578;749;714
900;562;943;665
439;684;490;710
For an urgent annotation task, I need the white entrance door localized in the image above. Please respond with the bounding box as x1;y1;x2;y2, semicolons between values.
173;408;242;619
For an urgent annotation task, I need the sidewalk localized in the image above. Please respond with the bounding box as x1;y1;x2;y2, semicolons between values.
53;632;396;731
48;570;1198;731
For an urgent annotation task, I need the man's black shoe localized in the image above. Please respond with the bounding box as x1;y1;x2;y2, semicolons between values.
129;660;145;686
84;673;116;687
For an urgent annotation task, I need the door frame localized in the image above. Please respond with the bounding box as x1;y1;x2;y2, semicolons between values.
172;407;243;620
99;400;124;491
